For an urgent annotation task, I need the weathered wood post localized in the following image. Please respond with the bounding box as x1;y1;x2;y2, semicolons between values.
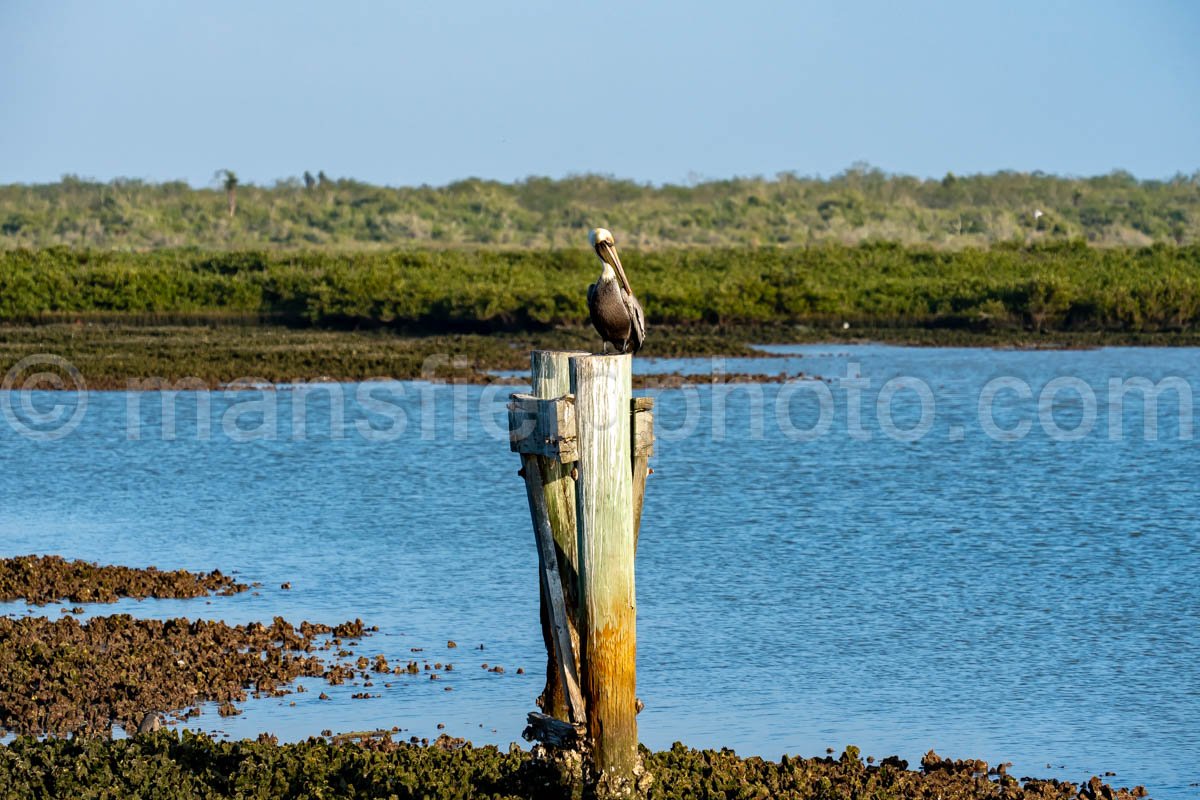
570;353;640;797
531;350;588;722
510;351;652;799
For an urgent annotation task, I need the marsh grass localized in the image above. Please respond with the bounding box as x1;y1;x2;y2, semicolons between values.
3;244;1199;333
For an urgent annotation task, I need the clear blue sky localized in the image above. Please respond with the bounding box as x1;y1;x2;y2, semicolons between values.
2;1;1197;187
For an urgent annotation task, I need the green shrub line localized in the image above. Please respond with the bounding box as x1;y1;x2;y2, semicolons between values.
3;243;1199;334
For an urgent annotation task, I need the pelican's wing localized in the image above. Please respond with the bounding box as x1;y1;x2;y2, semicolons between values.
587;281;599;327
623;291;646;354
587;281;604;340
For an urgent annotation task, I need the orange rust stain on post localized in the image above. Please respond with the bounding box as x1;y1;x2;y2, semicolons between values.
571;354;640;797
583;623;638;784
584;628;640;798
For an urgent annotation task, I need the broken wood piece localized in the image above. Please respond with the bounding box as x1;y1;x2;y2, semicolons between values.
520;452;586;725
509;394;578;462
523;712;585;748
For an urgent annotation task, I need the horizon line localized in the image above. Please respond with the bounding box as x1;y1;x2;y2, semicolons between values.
5;164;1200;192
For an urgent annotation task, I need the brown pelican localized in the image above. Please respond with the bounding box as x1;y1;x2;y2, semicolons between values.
587;228;646;354
137;711;163;734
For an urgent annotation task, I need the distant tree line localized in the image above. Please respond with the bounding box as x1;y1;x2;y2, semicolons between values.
0;165;1197;250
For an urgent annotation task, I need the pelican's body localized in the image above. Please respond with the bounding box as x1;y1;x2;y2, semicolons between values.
587;228;645;354
137;711;162;734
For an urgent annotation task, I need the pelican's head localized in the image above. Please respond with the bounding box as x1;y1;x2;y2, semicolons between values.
589;227;614;249
588;227;631;293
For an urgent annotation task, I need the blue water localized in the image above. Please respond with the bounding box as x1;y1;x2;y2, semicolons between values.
1;345;1197;798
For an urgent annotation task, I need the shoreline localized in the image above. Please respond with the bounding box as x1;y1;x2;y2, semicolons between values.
4;323;1200;391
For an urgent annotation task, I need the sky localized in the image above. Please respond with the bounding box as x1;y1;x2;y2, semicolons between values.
1;1;1197;187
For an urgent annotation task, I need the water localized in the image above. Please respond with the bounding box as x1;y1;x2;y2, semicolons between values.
1;345;1197;798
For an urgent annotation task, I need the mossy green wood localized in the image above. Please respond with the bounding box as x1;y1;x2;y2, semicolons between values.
570;353;639;797
530;350;588;722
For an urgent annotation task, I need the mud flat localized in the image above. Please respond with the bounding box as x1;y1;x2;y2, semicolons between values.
0;554;247;605
6;323;1196;391
0;614;370;737
0;734;1147;800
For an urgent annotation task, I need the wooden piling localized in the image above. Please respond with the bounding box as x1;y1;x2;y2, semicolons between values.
570;354;640;797
531;350;588;723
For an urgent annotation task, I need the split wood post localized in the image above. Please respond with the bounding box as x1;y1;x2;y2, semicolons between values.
508;387;587;727
570;353;640;798
630;397;654;548
531;350;588;722
519;453;587;726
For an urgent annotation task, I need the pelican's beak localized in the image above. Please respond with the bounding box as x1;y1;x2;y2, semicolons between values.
596;240;632;295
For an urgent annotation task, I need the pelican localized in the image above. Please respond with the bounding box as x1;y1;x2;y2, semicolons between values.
137;711;162;734
587;228;646;354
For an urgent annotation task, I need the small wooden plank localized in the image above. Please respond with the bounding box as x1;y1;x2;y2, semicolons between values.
632;456;649;550
509;394;578;462
521;452;586;725
632;403;654;458
630;399;654;547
